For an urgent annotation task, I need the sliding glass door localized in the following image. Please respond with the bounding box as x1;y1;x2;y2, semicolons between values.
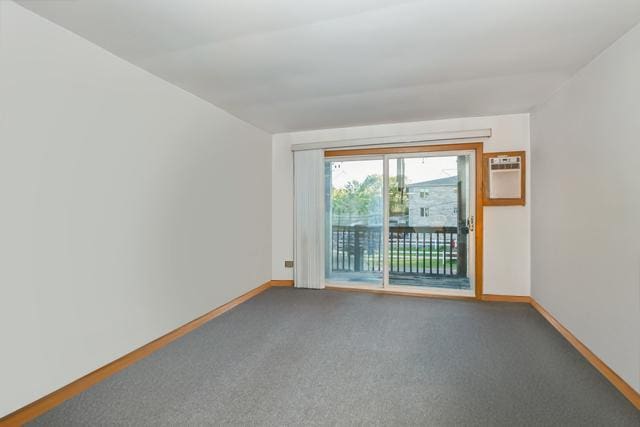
386;153;473;291
325;149;476;295
325;158;384;286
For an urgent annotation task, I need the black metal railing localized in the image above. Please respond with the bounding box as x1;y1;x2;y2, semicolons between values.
331;225;460;277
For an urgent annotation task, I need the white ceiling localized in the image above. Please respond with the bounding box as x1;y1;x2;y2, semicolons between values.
17;0;640;133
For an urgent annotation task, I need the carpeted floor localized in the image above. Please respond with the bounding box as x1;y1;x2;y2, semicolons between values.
30;287;639;426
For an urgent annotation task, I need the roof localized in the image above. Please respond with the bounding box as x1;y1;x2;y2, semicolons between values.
407;176;458;187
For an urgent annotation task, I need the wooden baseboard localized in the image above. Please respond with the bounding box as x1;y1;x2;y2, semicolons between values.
270;280;294;287
0;280;276;426
530;298;640;410
481;294;532;303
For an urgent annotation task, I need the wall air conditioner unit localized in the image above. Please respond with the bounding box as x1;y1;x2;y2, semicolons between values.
484;151;525;206
490;156;521;198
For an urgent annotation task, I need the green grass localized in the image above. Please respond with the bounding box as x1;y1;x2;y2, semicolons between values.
333;248;458;273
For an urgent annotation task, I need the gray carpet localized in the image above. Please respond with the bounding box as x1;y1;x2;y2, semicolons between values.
30;288;639;426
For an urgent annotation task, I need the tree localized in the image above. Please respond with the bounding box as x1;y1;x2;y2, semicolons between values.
388;176;409;217
332;174;382;217
331;174;408;222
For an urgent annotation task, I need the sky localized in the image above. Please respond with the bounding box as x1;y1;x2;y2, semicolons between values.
329;156;459;189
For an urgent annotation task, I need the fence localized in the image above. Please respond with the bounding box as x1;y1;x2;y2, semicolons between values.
330;225;461;277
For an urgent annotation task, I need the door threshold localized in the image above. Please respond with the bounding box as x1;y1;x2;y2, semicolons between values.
324;283;477;300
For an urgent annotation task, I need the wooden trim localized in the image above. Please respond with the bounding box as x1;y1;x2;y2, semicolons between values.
325;142;483;157
480;294;531;303
325;142;484;300
325;285;476;301
270;280;294;287
325;287;530;304
530;299;640;410
474;144;484;299
0;281;275;426
483;151;526;206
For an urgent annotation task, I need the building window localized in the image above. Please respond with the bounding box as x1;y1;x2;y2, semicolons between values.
453;207;458;214
420;207;430;217
420;190;429;198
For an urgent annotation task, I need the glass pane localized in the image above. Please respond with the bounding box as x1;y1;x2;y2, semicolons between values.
387;155;471;290
325;158;383;286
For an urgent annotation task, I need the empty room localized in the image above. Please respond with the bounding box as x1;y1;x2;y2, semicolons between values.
1;0;639;425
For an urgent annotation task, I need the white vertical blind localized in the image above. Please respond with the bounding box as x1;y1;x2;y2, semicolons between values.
293;150;325;289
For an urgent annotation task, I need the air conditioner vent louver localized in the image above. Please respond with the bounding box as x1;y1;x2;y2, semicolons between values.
490;162;520;170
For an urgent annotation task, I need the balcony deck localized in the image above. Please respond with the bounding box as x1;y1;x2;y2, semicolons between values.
330;224;470;290
328;272;471;290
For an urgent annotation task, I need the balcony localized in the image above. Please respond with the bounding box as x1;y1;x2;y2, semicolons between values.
329;225;470;289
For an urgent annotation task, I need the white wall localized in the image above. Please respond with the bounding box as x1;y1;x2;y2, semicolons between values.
0;2;271;416
531;23;640;392
272;114;531;296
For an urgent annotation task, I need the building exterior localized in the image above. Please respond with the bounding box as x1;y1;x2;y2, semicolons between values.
407;176;458;227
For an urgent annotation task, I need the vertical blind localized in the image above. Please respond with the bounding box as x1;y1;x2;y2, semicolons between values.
293;149;325;289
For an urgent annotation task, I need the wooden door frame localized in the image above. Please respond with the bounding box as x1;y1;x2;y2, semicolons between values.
325;142;484;299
